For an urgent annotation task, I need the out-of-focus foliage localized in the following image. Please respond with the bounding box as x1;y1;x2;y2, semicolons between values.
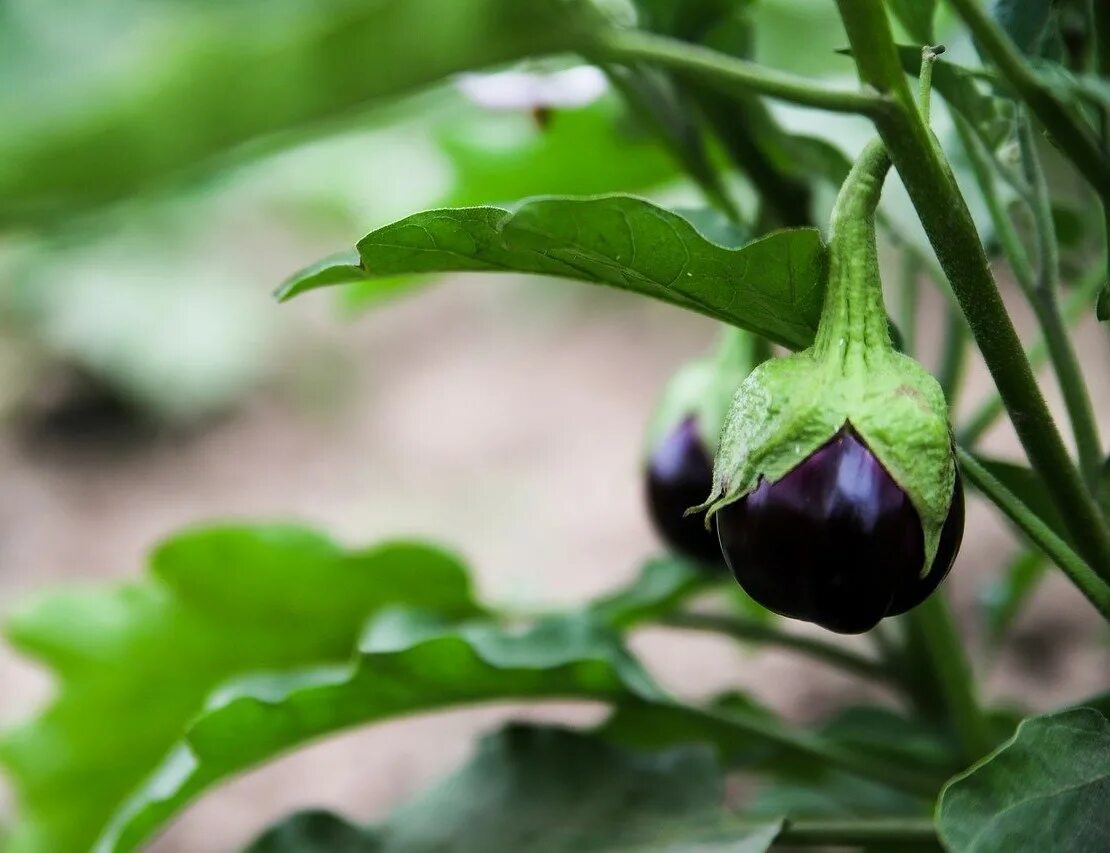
246;725;754;853
95;608;669;851
0;526;483;852
0;0;602;227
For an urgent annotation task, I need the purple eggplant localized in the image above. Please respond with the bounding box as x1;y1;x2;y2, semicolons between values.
715;427;964;634
646;416;726;568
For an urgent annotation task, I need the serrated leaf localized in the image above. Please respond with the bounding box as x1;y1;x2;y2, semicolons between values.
0;0;601;225
937;708;1110;852
248;725;784;853
278;196;827;349
0;526;482;853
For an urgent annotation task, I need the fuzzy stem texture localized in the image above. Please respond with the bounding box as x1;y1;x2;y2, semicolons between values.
813;138;894;361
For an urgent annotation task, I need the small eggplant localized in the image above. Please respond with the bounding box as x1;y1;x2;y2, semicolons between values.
699;140;962;632
646;416;723;566
716;427;964;633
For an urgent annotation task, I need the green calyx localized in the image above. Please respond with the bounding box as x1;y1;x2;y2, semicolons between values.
645;327;766;458
700;140;957;575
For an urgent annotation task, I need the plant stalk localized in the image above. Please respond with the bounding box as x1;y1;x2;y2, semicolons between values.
960;250;1109;445
659;611;898;688
903;594;995;763
833;0;1110;578
594;28;888;116
957;448;1110;619
1017;116;1103;488
946;0;1110;198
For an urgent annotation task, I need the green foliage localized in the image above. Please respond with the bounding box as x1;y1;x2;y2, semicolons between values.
887;0;937;44
343;97;684;310
93;608;669;850
588;556;712;628
247;724;759;853
0;0;601;225
279;197;827;349
0;526;483;853
990;0;1056;56
2;2;1108;852
937;708;1110;852
442;98;680;208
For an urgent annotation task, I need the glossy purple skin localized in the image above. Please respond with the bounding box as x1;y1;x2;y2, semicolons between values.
716;427;964;634
646;416;727;568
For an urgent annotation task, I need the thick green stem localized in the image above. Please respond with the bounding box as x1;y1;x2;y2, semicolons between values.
960;268;1106;445
593;28;888;116
957;448;1110;619
1017;117;1104;488
954;114;1103;486
833;0;1110;576
659;611;899;688
904;594;995;763
814;138;894;359
691;703;938;796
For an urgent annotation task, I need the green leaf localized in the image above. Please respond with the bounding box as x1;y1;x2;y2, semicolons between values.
937;708;1110;852
441;99;680;209
0;0;602;225
248;724;784;853
282;251;423;312
1097;279;1109;322
980;550;1048;645
342;98;684;311
969;455;1070;544
990;0;1056;56
589;556;714;629
277;196;828;349
887;0;937;44
599;694;781;769
0;526;482;853
93;609;671;851
248;811;380;852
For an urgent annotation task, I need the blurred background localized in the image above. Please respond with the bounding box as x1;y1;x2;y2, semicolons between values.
0;0;1106;849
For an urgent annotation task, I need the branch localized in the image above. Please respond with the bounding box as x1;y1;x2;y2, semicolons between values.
832;0;1110;575
957;448;1110;619
593;29;889;116
946;0;1110;198
658;611;898;687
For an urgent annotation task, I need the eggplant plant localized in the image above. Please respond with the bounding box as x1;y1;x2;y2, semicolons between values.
1;1;1109;852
